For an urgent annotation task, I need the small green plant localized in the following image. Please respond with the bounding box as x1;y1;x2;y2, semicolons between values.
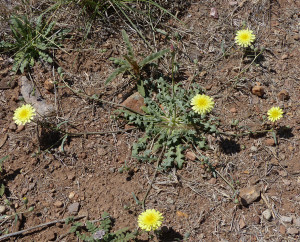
0;156;9;197
68;212;137;241
0;14;67;73
119;77;218;170
106;30;169;97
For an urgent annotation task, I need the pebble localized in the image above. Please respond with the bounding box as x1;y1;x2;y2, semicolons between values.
265;138;275;146
279;225;286;235
68;202;80;215
262;209;272;221
239;218;246;229
239;186;261;206
251;86;265;97
54;201;63;208
281;54;289;60
250;146;258;152
69;191;75;199
109;168;116;173
229;107;237;113
287;227;299;235
0;205;6;214
281;216;293;223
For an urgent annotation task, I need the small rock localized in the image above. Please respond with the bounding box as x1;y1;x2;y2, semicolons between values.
44;79;54;92
47;232;57;241
279;225;286;235
287;227;299;235
16;125;25;133
109;168;115;173
278;170;288;177
229;107;237;113
210;7;219;19
239;218;246;229
67;172;76;180
69;191;75;199
281;216;293;223
229;1;237;6
208;178;217;185
239;186;261;206
293;217;300;227
0;205;6;214
282;179;291;186
199;71;207;77
277;90;290;101
265;138;275;146
54;201;63;208
9;122;17;131
205;84;213;90
97;147;107;156
251;86;265;97
68;202;80;215
281;54;289;60
253;216;260;224
250;146;258;152
262;209;272;221
185;151;196;161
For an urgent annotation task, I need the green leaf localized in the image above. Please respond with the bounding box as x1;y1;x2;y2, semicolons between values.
20;58;29;73
175;145;185;169
105;64;130;85
272;131;277;145
139;48;169;68
60;134;68;152
121;30;134;59
0;184;5;197
137;80;145;97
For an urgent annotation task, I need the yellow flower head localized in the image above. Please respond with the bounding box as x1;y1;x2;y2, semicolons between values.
13;104;36;125
235;29;255;48
138;209;164;231
267;107;283;122
191;94;214;115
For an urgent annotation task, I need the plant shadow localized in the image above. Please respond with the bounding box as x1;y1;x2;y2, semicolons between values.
219;138;241;154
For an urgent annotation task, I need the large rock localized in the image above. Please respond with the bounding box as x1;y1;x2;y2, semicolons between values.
20;76;55;116
239;186;261;206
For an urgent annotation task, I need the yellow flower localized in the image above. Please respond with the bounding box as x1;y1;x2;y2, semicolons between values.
191;94;214;115
267;107;283;122
235;29;255;47
13;104;36;125
138;209;164;231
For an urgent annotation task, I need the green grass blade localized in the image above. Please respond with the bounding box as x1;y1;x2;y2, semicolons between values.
121;29;134;58
139;48;169;68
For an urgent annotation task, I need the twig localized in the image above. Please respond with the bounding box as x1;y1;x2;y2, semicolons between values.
142;146;166;210
0;216;86;241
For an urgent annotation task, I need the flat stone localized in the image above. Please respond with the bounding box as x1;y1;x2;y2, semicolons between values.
287;227;299;235
281;216;293;223
262;209;272;221
239;186;261;206
68;202;80;215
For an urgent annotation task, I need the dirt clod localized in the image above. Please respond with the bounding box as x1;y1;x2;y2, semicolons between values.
277;90;290;101
279;225;286;235
185;151;196;161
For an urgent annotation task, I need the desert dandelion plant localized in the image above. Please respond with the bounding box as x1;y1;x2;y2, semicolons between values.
235;29;255;48
13;104;36;125
267;107;283;122
138;209;164;231
191;94;214;115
